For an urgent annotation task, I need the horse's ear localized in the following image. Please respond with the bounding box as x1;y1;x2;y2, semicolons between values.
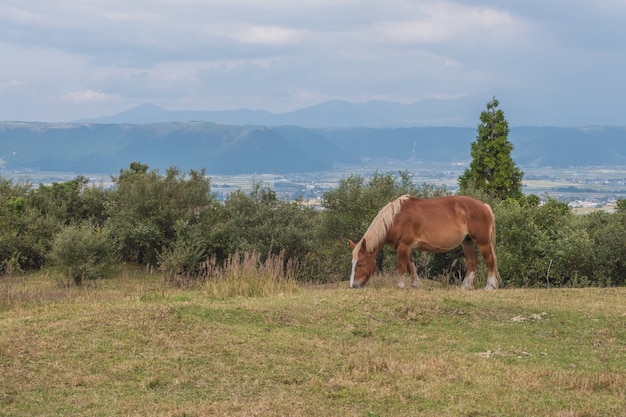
349;239;357;249
360;238;367;252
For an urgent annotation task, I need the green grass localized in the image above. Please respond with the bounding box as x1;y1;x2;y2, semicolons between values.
1;271;625;416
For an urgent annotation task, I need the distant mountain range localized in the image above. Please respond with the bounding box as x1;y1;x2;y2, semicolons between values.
1;121;625;175
80;98;492;128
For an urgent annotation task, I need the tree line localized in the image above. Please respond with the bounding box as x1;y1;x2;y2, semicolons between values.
1;164;624;287
1;98;624;287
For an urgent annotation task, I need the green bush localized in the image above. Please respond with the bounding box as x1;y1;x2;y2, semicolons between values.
494;197;626;288
157;220;207;283
106;163;216;265
0;179;59;272
49;223;118;285
584;210;626;286
495;198;550;287
204;183;318;281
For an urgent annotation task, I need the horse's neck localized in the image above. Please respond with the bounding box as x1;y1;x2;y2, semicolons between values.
374;242;386;258
364;236;387;257
362;217;391;254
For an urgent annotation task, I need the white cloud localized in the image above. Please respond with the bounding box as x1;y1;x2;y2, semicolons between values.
375;2;525;46
61;90;118;103
228;25;304;46
0;79;22;92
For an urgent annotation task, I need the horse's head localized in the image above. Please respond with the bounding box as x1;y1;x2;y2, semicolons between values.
349;238;376;288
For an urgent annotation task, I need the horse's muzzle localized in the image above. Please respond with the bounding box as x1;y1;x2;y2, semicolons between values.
350;281;365;289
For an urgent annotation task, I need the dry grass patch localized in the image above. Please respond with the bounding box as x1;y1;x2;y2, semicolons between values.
203;251;299;298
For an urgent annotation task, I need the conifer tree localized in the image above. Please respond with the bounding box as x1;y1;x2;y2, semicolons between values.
458;97;523;200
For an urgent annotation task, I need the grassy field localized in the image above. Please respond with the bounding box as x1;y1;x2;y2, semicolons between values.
1;271;625;417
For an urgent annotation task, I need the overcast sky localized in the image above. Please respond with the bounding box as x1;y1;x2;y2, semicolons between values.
1;0;625;125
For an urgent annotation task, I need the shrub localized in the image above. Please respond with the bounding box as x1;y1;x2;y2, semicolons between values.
205;183;318;280
157;220;207;283
495;198;548;287
49;223;118;285
584;210;626;286
106;163;216;265
494;197;626;288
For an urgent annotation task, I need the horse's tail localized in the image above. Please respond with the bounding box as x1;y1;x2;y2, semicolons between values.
486;203;502;284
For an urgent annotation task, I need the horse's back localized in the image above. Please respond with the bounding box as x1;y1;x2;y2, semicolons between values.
399;195;494;241
404;195;491;219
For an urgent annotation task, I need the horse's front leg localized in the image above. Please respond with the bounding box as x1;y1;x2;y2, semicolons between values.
396;244;415;288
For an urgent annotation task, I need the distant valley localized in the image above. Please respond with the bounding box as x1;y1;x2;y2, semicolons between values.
2;121;626;176
2;100;626;206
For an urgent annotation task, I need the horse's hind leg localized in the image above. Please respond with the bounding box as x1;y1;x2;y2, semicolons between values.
461;238;477;290
477;242;498;291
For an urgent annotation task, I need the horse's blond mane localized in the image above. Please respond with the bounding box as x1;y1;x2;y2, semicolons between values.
354;195;410;255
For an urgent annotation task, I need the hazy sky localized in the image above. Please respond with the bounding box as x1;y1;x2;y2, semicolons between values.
1;0;625;125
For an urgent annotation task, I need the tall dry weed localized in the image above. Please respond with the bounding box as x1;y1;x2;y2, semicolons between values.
203;251;299;298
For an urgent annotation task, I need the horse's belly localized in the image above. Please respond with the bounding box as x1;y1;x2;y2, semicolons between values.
412;233;465;253
413;241;453;253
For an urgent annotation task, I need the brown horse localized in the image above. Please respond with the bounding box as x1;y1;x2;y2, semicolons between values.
349;195;501;290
